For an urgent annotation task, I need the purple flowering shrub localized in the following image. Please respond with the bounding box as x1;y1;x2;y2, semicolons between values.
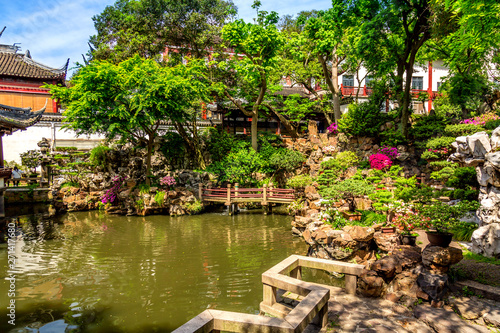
160;176;176;187
369;153;392;170
376;146;398;160
101;175;127;204
461;113;500;126
327;123;338;135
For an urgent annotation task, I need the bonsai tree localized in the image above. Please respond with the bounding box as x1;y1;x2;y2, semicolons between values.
20;150;42;175
322;179;375;212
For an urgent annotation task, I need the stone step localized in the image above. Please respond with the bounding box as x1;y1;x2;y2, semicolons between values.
455;280;500;302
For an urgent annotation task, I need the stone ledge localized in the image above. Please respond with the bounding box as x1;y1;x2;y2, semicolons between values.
455;280;500;302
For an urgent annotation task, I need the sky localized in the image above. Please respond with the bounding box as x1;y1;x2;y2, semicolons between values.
0;0;333;77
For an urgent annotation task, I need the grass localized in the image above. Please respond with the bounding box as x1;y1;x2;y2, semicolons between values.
462;248;500;265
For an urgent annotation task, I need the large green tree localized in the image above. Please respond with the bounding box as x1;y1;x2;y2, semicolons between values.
89;0;236;62
352;0;433;137
47;56;209;184
218;1;283;150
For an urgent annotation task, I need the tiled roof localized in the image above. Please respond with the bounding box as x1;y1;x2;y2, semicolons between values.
0;102;45;134
0;51;68;80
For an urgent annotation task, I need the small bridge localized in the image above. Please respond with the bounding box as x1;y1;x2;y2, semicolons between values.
199;184;295;215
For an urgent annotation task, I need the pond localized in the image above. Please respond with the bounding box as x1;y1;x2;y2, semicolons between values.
0;209;318;332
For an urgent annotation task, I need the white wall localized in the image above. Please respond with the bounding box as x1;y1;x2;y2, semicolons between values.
4;122;104;164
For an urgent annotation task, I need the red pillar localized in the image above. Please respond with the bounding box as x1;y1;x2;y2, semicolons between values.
427;61;433;112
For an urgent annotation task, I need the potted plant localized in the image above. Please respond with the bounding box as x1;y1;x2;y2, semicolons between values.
324;179;375;220
417;200;479;247
391;207;421;246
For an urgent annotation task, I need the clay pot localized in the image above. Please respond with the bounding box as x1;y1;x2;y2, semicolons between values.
426;231;453;247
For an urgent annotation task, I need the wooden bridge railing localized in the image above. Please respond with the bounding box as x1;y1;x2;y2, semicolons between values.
172;255;365;333
199;184;295;205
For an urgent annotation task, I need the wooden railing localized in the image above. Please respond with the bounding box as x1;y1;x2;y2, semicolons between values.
199;184;295;214
5;177;42;187
173;255;365;333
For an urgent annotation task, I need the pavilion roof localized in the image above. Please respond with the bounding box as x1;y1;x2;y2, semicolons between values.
0;102;45;134
0;50;68;81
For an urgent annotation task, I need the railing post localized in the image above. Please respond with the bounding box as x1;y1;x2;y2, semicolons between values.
226;184;231;206
198;183;203;201
235;183;239;198
262;283;277;307
262;184;267;204
345;274;357;295
290;266;302;280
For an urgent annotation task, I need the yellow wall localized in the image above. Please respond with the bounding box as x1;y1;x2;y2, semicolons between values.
0;91;56;113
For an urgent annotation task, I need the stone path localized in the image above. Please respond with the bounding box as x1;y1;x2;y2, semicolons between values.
300;285;499;333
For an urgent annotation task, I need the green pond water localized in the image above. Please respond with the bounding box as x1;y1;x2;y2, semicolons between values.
0;209;332;332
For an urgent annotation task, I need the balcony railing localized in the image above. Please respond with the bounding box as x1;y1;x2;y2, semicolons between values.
341;85;440;99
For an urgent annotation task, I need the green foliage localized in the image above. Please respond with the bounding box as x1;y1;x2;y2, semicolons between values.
450;188;478;201
380;127;407;147
337;102;385;137
203;127;234;163
462;248;500;266
154;191;166;206
444;124;485;137
418;200;480;233
446;167;478;189
431;166;457;182
410;115;447;141
268;149;305;172
361;211;387;225
61;181;80;189
287;198;307;216
138;183;150;195
320;179;375;211
369;190;395;213
429;160;457;169
89;144;111;167
286;174;313;189
135;199;145;211
20;150;42;173
183;200;203;215
432;96;462;118
425;136;456;150
421;150;440;160
484;119;500;130
160;132;187;169
54;146;78;152
452;221;478;241
321;151;359;171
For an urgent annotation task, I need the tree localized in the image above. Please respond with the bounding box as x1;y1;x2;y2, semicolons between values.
352;0;432;137
425;0;500;116
302;3;353;122
218;1;283;150
47;56;209;184
89;0;237;62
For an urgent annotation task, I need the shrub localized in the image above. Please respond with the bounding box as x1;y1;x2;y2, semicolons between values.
183;200;203;215
20;150;42;173
446;167;478;189
319;178;375;211
484;119;500;130
101;176;127;205
89;144;111;168
337;102;385;137
369;154;392;170
425;136;456;150
204;127;234;163
287;198;306;215
361;211;387;225
160;176;176;187
327;122;338;135
444;124;485;137
421;150;440;160
380;128;407;147
377;146;398;160
160;132;186;169
154;191;166;206
335;151;359;170
430;166;457;182
410;115;447;141
286;174;313;189
452;221;478;241
462;113;500;126
269;149;305;172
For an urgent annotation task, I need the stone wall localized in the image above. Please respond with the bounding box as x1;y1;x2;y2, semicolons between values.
449;129;500;258
5;188;50;204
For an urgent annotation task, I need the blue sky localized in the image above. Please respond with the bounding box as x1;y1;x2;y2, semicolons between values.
0;0;332;77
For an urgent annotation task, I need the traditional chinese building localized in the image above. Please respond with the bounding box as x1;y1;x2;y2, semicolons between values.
0;43;68;113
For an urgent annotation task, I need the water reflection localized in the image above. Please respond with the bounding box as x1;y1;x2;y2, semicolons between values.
1;210;308;332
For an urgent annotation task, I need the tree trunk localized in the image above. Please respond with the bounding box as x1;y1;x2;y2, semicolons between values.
331;54;342;122
251;110;258;151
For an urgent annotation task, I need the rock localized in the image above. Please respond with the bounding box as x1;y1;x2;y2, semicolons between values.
358;270;386;297
450;296;486;320
304;185;320;200
414;305;491;333
373;232;399;252
487;151;500;171
344;225;375;242
422;245;463;273
371;256;400;280
396;152;410;161
416;271;448;302
484;308;500;328
471;223;500;258
491;126;500;151
392;246;422;269
467;132;491;159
